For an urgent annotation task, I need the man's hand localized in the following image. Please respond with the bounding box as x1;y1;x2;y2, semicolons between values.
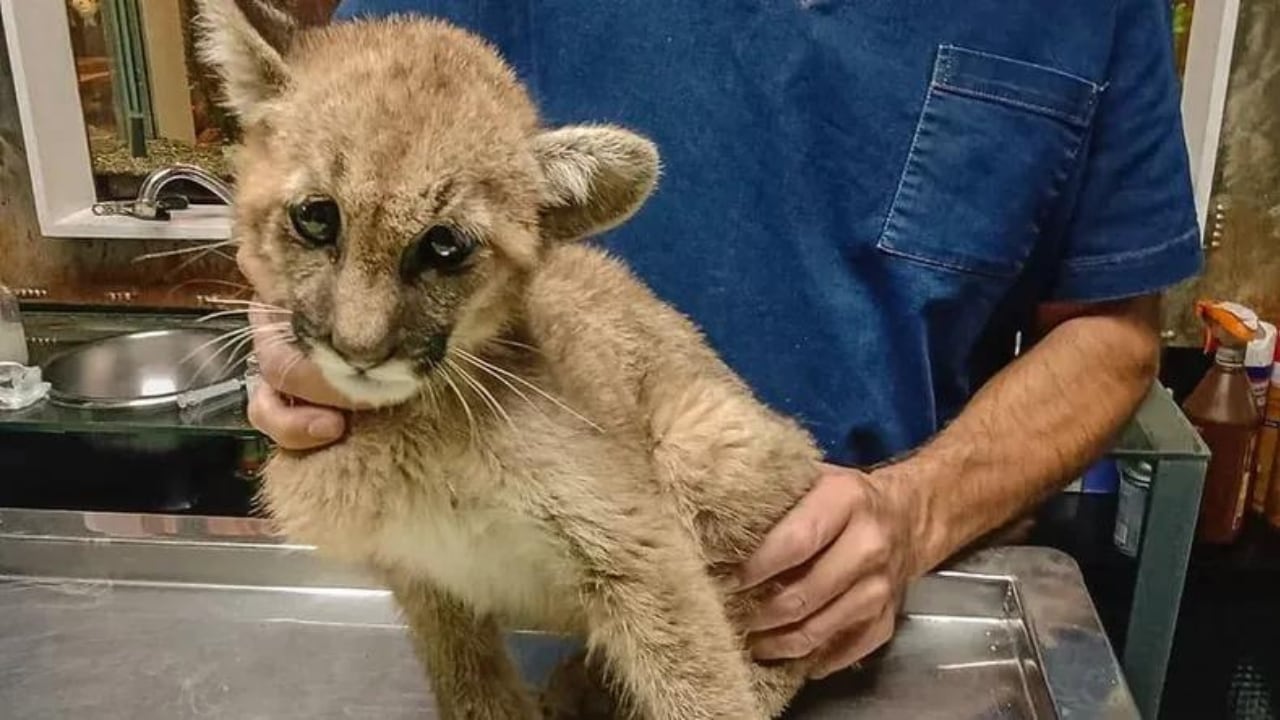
732;296;1159;680
239;246;355;450
731;296;1159;679
736;463;916;678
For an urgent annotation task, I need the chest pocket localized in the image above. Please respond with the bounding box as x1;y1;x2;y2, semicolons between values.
877;45;1101;279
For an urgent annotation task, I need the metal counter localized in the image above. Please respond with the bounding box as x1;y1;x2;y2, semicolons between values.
0;509;1138;719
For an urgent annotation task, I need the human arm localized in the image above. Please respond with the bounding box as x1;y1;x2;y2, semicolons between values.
739;0;1202;677
896;296;1160;573
738;294;1161;676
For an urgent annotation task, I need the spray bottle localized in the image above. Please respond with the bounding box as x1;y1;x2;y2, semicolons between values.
1183;300;1262;544
1251;337;1280;515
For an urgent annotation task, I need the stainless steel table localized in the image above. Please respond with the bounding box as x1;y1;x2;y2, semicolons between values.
0;509;1139;719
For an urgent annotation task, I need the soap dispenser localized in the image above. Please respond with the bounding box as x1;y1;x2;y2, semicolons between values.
0;284;29;365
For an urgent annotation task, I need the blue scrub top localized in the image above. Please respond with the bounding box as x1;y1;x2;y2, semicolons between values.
332;0;1202;466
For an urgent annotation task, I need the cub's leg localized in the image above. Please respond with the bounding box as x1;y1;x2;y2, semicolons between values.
646;383;820;718
542;652;806;720
540;650;619;720
552;511;767;720
386;574;540;720
750;663;809;719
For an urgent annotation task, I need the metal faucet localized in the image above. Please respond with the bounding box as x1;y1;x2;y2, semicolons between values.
92;163;234;220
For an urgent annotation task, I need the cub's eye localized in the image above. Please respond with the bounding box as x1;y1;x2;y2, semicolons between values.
401;225;476;279
423;225;472;266
288;196;341;246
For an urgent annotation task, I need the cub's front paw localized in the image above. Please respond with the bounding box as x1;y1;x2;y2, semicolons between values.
437;693;542;720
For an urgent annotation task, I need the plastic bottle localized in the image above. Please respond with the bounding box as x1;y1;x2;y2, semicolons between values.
1183;300;1261;545
1252;341;1280;514
1246;322;1278;411
0;285;29;365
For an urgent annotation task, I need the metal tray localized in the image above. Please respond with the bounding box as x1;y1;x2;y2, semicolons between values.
0;509;1138;719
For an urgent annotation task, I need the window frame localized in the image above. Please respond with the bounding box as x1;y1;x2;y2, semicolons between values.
1179;0;1241;240
0;0;230;240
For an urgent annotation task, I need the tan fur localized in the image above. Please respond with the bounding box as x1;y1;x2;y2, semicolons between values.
199;1;822;717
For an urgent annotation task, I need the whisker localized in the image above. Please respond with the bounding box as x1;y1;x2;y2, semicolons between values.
168;246;229;278
445;358;496;422
199;297;292;311
179;325;257;366
198;334;259;380
277;351;307;390
418;372;443;409
132;239;239;263
167;278;252;297
253;344;298;369
190;323;289;379
426;376;442;407
447;356;514;432
181;279;251;289
454;351;541;413
489;337;542;354
196;307;293;323
244;325;294;351
439;365;478;446
452;348;602;433
181;322;287;371
415;384;432;416
254;331;298;355
188;334;255;380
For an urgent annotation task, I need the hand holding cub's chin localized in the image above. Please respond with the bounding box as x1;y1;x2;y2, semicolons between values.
239;247;359;450
245;311;356;450
238;252;350;445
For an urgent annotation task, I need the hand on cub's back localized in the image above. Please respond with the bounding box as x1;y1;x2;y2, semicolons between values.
240;247;354;450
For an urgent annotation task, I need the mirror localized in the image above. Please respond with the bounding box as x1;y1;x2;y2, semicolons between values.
65;0;237;202
62;0;338;204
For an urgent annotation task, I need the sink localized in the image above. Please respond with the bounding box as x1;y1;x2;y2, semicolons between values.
42;327;247;411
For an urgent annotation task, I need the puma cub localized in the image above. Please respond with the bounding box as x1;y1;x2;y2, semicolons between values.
199;1;821;717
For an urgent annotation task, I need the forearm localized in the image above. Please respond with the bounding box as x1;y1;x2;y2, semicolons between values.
874;296;1161;577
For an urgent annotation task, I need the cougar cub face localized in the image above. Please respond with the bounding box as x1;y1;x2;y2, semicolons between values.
199;0;660;406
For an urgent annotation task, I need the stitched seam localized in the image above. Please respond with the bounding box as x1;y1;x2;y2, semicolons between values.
878;243;1018;279
1036;101;1093;247
934;82;1090;126
938;43;1102;89
940;75;1096;115
874;51;941;258
946;75;1087;108
1061;226;1202;270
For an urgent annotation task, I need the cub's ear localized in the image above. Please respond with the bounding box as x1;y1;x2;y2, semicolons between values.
195;0;308;124
532;125;660;242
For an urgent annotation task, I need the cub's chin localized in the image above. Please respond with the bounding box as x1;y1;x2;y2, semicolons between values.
310;344;423;408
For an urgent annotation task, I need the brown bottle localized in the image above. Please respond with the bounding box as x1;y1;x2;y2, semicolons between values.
1184;341;1259;544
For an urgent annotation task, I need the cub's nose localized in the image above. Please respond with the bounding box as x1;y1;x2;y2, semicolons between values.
330;335;397;371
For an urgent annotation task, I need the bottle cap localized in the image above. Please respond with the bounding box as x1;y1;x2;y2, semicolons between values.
1246;321;1277;369
1120;459;1155;489
1216;344;1246;367
1195;299;1261;352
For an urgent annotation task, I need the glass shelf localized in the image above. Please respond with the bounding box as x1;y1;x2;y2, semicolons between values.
0;309;257;438
0;390;254;437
